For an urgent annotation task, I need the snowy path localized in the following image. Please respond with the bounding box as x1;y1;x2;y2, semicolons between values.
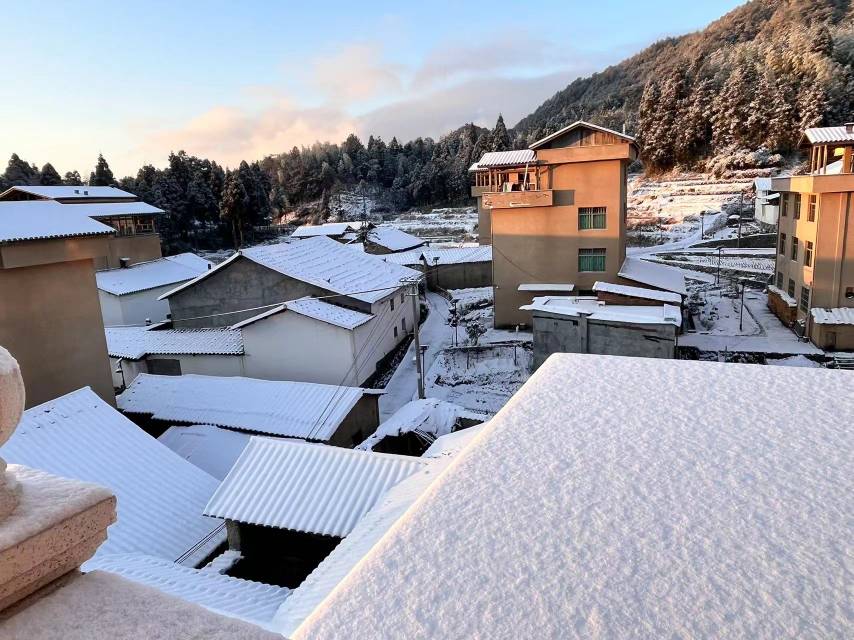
379;290;455;420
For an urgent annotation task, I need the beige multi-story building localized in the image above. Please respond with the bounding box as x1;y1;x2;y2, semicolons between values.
769;124;854;351
470;121;639;327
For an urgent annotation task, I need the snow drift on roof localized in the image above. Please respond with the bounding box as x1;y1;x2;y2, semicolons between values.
106;327;244;360
205;438;427;537
158;425;250;480
291;222;355;237
285;298;374;329
293;354;854;640
0;185;138;200
0;200;115;242
87;553;290;627
366;226;424;252
619;257;687;295
521;296;682;326
96;253;212;296
593;281;682;304
0;388;224;568
117;373;379;442
811;307;854;325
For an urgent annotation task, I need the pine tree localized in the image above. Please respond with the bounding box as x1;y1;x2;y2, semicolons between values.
489;114;511;152
89;154;115;186
220;172;249;249
38;163;62;186
62;170;83;186
3;154;39;185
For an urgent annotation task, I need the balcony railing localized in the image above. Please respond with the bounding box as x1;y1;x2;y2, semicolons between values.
482;190;553;209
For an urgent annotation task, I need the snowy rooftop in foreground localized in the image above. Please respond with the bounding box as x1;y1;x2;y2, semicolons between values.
518;282;574;292
593;280;682;304
0;200;115;242
619;257;687;295
158;425;251;480
521;296;682;326
106;326;244;359
87;553;290;627
366;226;424;252
205;438;427;537
117;373;381;441
811;307;854;325
96;253;212;296
293;354;853;639
0;388;224;568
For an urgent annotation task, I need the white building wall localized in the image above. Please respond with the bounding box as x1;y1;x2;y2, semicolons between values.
112;354;245;388
99;281;193;327
241;312;359;385
754;193;779;227
358;289;416;381
99;291;125;327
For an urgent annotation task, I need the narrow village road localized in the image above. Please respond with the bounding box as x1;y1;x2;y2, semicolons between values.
379;290;455;420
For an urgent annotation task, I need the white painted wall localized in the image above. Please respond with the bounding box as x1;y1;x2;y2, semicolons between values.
112;353;245;388
754;193;779;227
99;281;191;327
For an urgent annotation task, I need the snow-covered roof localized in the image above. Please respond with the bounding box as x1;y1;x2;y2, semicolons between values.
96;253;212;296
205;438;428;537
164;237;419;304
0;185;138;200
801;125;854;145
768;284;797;307
76;201;165;217
529;120;637;149
117;373;382;442
593;280;682;304
233;297;374;331
366;226;425;252
86;553;290;627
811;307;854;325
0;388;225;568
0;200;115;242
382;245;492;266
473;149;536;169
158;425;251;480
618;257;687;296
518;282;574;292
753;177;773;192
356;398;483;452
293;354;854;640
291;222;355;238
521;295;682;326
106;327;244;360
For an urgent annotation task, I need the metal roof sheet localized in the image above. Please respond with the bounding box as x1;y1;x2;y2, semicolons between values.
158;425;251;480
475;149;536;168
88;553;291;626
105;327;244;359
0;200;115;242
383;246;492;266
96;253;212;296
802;126;854;145
593;281;682;304
117;373;379;442
205;438;428;537
0;388;225;567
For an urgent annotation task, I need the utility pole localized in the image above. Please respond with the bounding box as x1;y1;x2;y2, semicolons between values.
409;278;425;399
739;278;746;333
716;246;723;286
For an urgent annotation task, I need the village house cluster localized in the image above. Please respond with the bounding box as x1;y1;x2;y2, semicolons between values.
0;122;851;638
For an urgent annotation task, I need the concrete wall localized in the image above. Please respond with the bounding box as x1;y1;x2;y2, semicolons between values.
99;282;186;327
0;257;114;407
93;234;162;271
111;353;246;388
531;311;676;369
426;261;492;291
491;155;629;328
328;394;381;448
811;323;854;351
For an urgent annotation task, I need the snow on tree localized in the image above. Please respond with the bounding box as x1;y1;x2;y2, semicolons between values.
38;163;62;186
89;154;115;186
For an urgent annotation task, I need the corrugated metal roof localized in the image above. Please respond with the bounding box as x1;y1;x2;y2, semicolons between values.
593;281;682;304
96;253;212;296
0;185;138;200
367;226;425;252
105;327;244;359
0;200;115;242
158;425;251;480
811;307;854;325
0;388;225;567
205;438;428;537
88;553;290;626
803;126;854;144
475;150;536;168
383;246;492;266
117;373;380;442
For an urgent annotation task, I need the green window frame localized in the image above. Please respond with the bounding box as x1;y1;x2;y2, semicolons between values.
578;248;606;272
578;207;606;230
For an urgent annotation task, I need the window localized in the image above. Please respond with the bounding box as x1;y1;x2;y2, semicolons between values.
808;195;818;222
800;286;810;313
393;326;398;338
578;207;607;230
791;236;798;261
776;271;783;289
578;248;606;272
788;278;796;298
793;193;801;220
401;318;406;333
401;293;405;305
804;241;813;267
846;287;854;300
390;297;395;311
780;194;788;217
779;233;786;255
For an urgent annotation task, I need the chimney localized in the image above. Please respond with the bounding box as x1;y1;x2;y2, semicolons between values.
119;257;130;269
846;122;854;134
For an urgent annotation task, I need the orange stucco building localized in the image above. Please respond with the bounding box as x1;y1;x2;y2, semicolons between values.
769;124;854;351
471;121;639;327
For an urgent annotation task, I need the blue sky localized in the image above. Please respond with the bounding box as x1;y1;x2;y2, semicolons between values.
0;0;746;176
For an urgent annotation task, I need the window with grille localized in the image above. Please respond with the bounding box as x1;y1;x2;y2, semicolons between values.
793;193;801;219
791;236;798;261
578;248;606;272
808;195;817;222
578;207;606;230
779;233;786;255
788;278;796;297
804;241;813;267
776;271;783;289
799;286;810;312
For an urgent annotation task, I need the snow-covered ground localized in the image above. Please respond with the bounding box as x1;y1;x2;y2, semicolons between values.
651;253;775;276
387;207;478;242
